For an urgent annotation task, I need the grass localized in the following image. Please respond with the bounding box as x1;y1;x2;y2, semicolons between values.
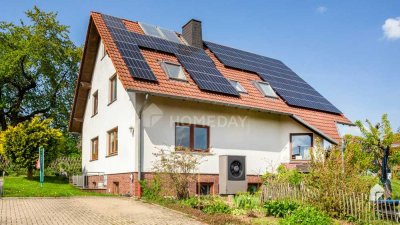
2;176;108;197
392;179;400;199
251;217;281;225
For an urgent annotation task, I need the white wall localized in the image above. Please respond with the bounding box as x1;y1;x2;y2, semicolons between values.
140;96;318;176
81;40;136;175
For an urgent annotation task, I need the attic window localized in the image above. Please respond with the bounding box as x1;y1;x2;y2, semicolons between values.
229;80;246;93
161;62;187;81
139;22;182;44
255;81;277;98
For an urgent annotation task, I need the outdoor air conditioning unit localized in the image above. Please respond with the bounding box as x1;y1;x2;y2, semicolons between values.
219;155;247;195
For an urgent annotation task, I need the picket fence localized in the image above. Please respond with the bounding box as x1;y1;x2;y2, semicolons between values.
260;183;400;224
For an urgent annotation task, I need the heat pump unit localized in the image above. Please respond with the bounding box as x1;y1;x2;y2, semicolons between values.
219;155;247;194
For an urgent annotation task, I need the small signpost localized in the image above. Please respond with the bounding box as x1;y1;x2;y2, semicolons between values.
39;146;44;187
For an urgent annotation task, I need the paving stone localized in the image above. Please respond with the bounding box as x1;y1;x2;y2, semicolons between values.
0;197;205;225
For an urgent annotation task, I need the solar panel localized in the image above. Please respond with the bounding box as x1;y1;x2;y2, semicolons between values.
204;41;341;114
158;27;182;44
103;15;157;82
102;15;239;96
138;22;164;39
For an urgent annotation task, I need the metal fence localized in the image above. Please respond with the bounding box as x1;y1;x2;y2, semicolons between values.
261;183;400;224
70;172;105;189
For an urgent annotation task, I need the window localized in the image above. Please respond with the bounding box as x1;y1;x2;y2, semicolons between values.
229;80;247;93
175;123;209;151
109;75;117;103
255;81;277;98
290;134;313;161
92;91;98;116
197;183;213;195
161;62;186;81
91;137;99;161
247;183;261;194
107;128;118;156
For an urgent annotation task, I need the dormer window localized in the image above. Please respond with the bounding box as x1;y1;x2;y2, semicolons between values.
229;80;246;93
254;81;277;98
161;62;187;81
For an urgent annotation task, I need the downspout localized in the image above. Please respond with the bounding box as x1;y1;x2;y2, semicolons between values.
137;93;149;197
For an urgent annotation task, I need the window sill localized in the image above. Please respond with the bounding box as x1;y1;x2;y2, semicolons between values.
107;99;117;106
289;160;310;163
106;153;118;158
175;150;214;156
91;113;98;118
90;159;98;162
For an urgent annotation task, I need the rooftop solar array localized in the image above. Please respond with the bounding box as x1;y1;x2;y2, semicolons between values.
103;15;239;96
103;15;157;82
204;41;341;114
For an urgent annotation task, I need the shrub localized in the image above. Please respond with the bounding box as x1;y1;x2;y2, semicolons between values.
202;198;232;214
47;156;81;177
182;196;232;214
233;192;260;210
264;200;299;218
276;165;303;186
3;117;62;178
140;178;161;200
152;147;204;199
279;206;332;225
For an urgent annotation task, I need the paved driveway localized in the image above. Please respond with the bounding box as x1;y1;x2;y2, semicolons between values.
0;197;205;225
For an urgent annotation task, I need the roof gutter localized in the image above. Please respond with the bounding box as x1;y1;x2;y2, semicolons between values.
127;89;337;144
127;88;292;117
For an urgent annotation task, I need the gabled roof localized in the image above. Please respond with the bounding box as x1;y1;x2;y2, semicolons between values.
69;12;352;143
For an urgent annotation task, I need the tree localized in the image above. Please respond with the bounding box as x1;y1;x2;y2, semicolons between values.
3;117;62;178
355;114;395;178
152;147;204;199
0;6;81;131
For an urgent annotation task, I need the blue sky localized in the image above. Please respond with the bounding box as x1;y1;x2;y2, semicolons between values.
1;0;399;130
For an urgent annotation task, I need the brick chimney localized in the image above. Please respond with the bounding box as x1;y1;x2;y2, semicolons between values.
182;19;203;48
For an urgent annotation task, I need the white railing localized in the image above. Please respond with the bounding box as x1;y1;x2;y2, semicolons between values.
71;172;105;189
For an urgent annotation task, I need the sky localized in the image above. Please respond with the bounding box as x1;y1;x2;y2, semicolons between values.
1;0;399;130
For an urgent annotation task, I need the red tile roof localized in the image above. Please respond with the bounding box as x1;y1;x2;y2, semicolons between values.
69;12;352;143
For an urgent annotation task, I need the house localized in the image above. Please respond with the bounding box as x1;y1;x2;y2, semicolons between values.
69;12;352;196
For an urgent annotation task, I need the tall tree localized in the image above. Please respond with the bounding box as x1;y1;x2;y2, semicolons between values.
0;6;81;131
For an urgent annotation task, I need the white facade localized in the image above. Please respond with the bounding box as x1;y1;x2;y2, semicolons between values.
81;40;321;176
81;41;137;175
139;97;318;175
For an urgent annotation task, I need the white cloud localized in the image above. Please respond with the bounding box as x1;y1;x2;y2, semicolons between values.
382;17;400;40
316;6;328;14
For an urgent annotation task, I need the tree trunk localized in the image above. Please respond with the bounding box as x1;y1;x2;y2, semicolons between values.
27;167;33;179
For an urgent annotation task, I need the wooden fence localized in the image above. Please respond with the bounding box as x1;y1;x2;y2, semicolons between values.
260;183;400;224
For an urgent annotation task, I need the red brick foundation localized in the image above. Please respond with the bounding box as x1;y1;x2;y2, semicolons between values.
87;173;263;197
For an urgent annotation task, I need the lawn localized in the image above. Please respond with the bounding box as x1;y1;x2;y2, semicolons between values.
392;179;400;199
2;176;108;197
